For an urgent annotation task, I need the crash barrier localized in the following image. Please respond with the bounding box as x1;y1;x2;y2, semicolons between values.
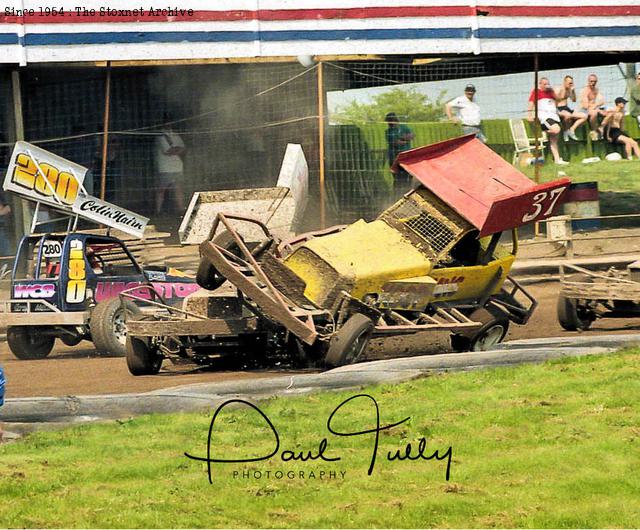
562;182;601;231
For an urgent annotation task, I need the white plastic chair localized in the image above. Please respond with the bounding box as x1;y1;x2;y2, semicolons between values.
509;118;547;165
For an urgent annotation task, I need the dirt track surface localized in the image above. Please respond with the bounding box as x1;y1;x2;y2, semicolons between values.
2;281;639;399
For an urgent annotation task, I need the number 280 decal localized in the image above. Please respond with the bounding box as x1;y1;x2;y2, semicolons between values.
66;239;87;304
522;187;566;223
11;153;79;206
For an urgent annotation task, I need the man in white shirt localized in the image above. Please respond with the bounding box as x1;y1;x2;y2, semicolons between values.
445;84;487;143
155;116;186;215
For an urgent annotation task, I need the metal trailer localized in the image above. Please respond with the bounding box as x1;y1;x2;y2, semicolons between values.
557;261;640;331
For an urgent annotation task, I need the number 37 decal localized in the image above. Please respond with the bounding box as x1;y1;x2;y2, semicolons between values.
522;187;566;223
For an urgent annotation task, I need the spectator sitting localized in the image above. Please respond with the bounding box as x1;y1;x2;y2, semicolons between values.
527;77;569;165
576;74;608;141
555;75;580;141
601;97;640;160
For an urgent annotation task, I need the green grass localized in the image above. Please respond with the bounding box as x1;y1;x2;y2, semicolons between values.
521;159;640;227
1;351;639;528
522;158;640;195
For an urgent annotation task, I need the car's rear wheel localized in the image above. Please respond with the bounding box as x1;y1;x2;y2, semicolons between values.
325;313;374;368
196;231;243;291
90;298;142;356
126;328;163;376
7;326;55;360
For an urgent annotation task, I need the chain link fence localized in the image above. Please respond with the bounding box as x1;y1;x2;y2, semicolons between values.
0;57;638;257
16;64;320;227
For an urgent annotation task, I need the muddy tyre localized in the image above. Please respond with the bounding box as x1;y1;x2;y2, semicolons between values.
126;333;163;376
90;298;141;356
557;296;593;331
557;274;595;331
451;307;509;352
470;317;509;352
196;231;243;291
7;326;55;360
325;314;374;368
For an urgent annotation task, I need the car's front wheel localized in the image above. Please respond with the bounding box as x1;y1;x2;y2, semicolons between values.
451;307;510;352
90;298;141;356
126;332;163;376
325;313;374;368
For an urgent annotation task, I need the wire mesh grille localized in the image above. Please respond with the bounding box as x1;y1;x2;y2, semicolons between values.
387;199;455;254
8;60;496;234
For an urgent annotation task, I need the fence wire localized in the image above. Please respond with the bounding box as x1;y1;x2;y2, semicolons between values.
0;58;637;258
15;63;320;232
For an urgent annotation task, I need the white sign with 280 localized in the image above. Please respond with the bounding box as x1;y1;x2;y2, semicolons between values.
3;141;149;238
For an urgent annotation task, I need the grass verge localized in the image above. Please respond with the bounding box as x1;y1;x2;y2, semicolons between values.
1;350;639;528
522;158;640;195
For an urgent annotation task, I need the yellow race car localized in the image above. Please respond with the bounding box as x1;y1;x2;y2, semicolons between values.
125;136;570;374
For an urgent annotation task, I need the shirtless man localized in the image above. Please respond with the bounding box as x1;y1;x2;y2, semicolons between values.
555;75;580;141
601;97;640;160
576;74;608;140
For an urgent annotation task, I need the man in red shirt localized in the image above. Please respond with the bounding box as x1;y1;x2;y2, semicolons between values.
527;77;568;165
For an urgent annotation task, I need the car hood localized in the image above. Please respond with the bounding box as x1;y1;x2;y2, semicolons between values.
393;135;570;237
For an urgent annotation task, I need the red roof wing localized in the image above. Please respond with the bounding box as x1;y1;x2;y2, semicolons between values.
395;135;571;237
